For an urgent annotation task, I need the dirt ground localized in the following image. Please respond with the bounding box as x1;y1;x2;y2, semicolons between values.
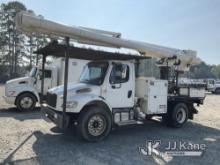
0;84;219;165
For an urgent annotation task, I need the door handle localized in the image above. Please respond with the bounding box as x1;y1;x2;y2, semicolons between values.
111;84;121;89
111;85;116;89
128;90;132;98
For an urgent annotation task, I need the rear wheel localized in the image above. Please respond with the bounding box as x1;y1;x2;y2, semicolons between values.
77;106;112;142
16;93;36;111
163;103;188;128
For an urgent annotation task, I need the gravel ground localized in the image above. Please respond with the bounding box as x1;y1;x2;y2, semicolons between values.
0;84;220;165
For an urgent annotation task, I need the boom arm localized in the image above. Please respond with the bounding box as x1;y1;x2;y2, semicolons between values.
15;11;202;71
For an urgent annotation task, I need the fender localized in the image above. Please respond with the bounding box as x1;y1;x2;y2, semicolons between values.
64;93;112;113
15;86;40;102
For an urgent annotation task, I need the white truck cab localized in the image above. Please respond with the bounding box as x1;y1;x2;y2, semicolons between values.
3;65;55;110
46;60;136;113
3;58;88;111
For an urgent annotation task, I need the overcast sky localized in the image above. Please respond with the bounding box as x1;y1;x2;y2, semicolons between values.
2;0;220;64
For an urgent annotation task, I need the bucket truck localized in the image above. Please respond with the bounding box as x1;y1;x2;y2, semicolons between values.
13;11;205;141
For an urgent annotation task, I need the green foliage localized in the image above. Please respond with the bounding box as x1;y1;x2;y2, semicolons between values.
210;65;220;79
139;59;220;80
0;1;48;81
0;1;27;78
189;62;220;79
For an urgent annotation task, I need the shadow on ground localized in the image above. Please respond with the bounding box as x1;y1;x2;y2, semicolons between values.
2;119;220;165
0;107;42;121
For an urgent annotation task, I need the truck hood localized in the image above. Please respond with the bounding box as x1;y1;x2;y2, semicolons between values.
48;82;101;96
6;77;32;85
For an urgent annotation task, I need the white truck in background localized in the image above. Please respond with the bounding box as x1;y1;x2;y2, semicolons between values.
205;79;220;94
3;58;88;111
210;81;220;94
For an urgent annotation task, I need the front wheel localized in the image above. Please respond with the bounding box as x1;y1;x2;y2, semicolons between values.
77;107;112;142
16;93;37;111
215;88;220;94
163;103;188;128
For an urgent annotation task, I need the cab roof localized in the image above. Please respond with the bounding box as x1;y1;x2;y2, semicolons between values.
34;43;149;61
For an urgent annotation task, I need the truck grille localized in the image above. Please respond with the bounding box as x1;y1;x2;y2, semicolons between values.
46;92;57;108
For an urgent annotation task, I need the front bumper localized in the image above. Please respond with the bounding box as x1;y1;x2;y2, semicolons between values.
41;104;69;129
207;88;214;92
2;96;16;105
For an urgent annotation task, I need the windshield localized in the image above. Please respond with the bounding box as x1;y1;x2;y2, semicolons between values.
80;62;108;85
29;67;37;77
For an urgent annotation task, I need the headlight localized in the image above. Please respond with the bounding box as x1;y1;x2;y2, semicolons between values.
61;101;78;108
8;91;16;96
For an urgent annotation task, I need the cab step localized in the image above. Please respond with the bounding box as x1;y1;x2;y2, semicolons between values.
116;120;143;126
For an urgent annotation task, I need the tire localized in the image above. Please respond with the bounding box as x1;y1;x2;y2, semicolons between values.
215;88;220;94
145;115;153;120
16;93;37;111
77;106;112;142
163;103;188;128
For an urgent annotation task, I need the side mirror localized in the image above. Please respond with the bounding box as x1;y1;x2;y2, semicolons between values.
37;74;42;80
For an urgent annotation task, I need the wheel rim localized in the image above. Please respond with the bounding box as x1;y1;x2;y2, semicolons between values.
20;97;33;109
88;114;106;136
176;108;186;124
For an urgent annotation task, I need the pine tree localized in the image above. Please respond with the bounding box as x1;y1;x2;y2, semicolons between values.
0;1;26;78
23;10;49;69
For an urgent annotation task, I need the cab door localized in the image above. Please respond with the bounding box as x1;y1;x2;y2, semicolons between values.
36;69;53;95
105;62;134;108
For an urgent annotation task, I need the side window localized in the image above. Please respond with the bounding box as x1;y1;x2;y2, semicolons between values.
44;70;52;78
39;69;52;79
110;64;129;84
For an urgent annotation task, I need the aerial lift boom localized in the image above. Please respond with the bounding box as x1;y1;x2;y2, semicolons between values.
15;11;201;71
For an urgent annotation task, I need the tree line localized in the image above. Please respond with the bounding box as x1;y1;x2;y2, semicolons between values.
0;1;48;82
0;1;220;83
189;62;220;79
